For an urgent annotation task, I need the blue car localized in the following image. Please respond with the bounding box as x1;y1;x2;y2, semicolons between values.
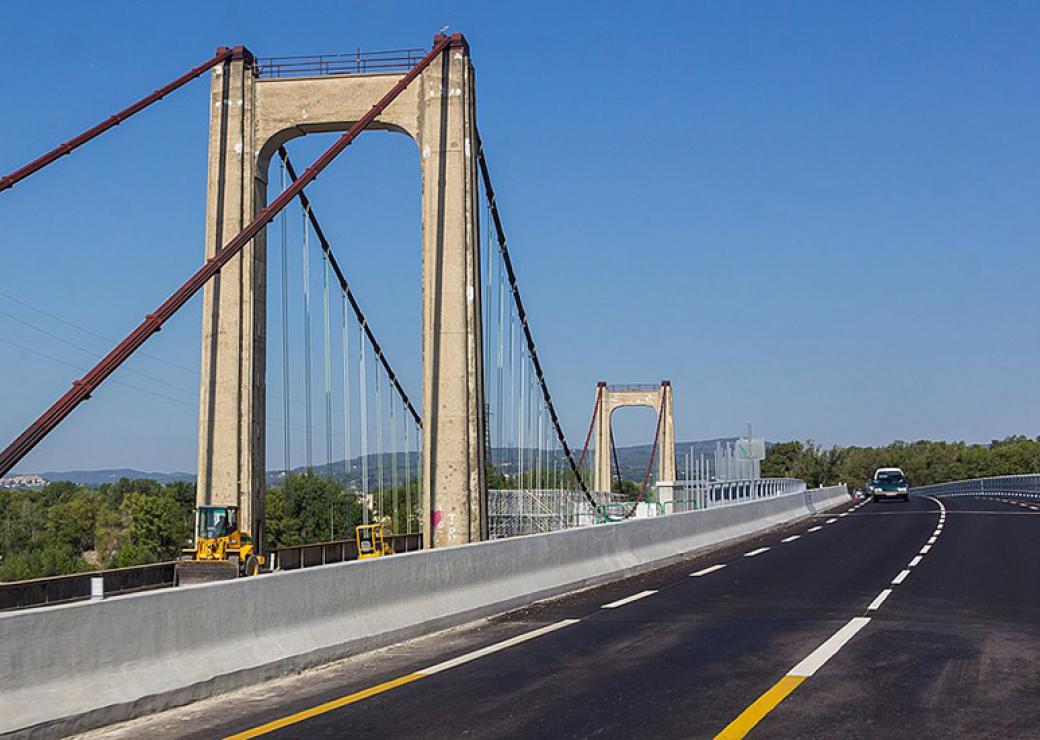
869;467;910;502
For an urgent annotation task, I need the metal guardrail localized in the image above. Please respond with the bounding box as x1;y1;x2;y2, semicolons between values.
2;530;426;610
662;477;808;514
271;532;423;571
256;48;426;78
911;474;1040;499
487;480;811;535
0;561;176;612
1;532;425;611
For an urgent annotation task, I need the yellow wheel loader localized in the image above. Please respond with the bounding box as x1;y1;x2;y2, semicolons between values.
176;505;265;585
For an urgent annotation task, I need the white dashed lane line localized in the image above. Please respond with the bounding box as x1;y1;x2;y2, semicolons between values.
420;619;580;675
719;497;939;735
867;589;892;611
601;590;657;609
690;564;726;577
688;503;857;579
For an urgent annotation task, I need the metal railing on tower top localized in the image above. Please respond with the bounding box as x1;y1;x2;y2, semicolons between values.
256;49;427;78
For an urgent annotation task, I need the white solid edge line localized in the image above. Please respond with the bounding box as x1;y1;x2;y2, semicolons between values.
744;547;770;557
691;564;726;577
789;617;871;677
909;555;923;568
601;590;658;609
419;618;580;675
892;569;911;585
807;526;823;532
867;589;892;611
920;544;931;554
781;535;801;543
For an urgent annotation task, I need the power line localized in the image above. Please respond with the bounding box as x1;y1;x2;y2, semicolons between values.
0;306;197;399
0;335;196;411
0;289;198;376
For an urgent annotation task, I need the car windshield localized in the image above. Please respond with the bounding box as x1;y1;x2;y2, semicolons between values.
877;472;906;484
198;507;236;539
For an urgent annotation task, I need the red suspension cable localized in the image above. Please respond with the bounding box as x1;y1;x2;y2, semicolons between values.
0;47;240;193
0;34;456;478
619;385;668;520
573;383;603;473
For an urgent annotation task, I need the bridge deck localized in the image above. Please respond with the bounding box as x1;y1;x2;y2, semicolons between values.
81;495;1040;739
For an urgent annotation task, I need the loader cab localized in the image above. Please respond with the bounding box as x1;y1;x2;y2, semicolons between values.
198;505;237;540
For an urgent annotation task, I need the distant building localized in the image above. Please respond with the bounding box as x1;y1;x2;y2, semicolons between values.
0;474;47;490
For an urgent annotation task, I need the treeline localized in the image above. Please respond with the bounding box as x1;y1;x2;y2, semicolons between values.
8;438;1035;581
0;473;417;582
761;436;1040;491
0;478;194;582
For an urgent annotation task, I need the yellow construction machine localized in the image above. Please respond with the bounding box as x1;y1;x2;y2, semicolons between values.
176;504;265;584
356;523;394;560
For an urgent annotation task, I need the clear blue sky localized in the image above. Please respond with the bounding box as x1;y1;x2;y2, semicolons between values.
2;1;1038;473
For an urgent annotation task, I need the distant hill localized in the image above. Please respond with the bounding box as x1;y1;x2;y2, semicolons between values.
32;469;196;486
273;437;754;488
27;438;753;489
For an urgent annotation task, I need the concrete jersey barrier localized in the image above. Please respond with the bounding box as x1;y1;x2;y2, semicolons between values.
0;485;848;737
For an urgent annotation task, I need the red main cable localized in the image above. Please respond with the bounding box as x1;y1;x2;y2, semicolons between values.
0;34;456;477
0;47;239;193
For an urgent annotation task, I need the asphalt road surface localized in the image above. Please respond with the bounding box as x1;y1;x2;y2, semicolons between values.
85;494;1040;739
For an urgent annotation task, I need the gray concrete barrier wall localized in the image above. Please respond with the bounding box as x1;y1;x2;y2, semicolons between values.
0;485;848;737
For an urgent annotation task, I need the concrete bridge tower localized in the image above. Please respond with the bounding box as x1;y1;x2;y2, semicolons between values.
593;381;676;493
196;35;486;550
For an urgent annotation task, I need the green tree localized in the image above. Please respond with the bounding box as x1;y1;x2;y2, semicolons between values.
265;473;366;548
111;487;192;567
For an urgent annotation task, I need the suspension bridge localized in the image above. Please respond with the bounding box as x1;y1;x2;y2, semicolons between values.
0;35;733;556
1;33;1038;740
